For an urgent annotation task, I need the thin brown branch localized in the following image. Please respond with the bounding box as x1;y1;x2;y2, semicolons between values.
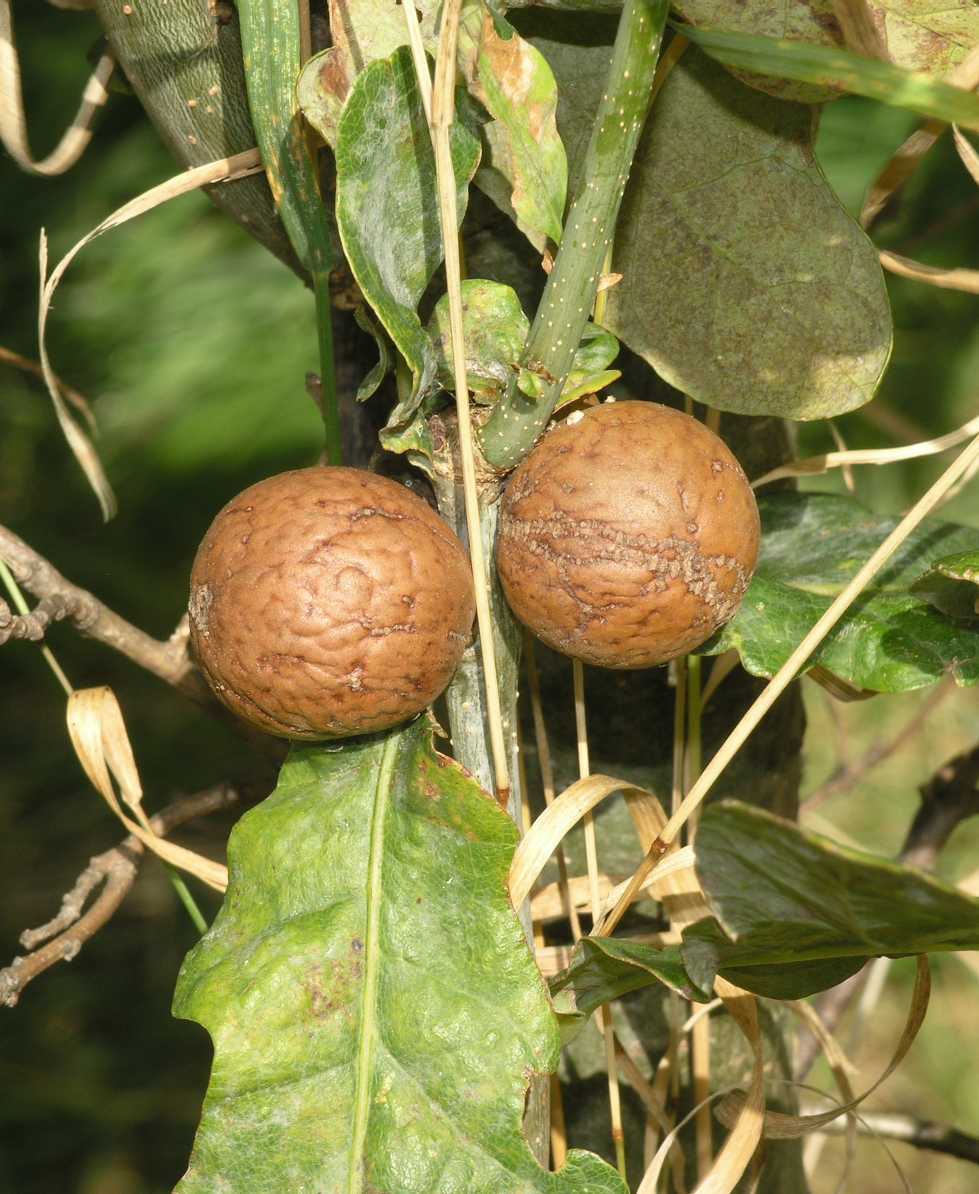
803;678;953;811
0;523;207;698
1;784;242;1007
0;344;95;427
813;1110;979;1165
900;741;979;870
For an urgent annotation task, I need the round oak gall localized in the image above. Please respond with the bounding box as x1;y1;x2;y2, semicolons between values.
188;467;475;738
496;401;760;669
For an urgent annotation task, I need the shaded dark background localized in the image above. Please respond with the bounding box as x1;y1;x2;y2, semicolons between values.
3;6;979;1192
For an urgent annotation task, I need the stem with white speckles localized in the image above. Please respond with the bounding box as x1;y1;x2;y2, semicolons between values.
479;0;669;470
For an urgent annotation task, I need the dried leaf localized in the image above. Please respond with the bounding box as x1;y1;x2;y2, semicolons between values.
0;2;113;175
458;6;567;248
880;249;979;293
66;687;228;891
38;149;263;520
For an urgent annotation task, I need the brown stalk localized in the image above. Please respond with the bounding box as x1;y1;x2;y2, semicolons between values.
1;784;243;1007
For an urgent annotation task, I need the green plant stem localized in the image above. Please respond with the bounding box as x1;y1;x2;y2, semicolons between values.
479;0;668;469
237;0;341;461
313;273;342;463
0;557;72;695
167;869;209;935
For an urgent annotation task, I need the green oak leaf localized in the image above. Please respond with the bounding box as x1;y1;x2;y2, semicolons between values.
558;800;979;1002
910;550;979;622
602;47;892;421
173;718;626;1194
459;3;568;249
353;305;395;402
429;279;530;401
685;800;979;995
672;0;979;104
704;491;979;691
335;48;481;428
550;937;709;1041
512;12;616;198
552;325;621;406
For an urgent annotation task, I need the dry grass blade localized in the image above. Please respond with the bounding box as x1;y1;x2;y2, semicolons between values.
38;148;263;520
717;956;930;1142
526;634;582;939
639;980;765;1194
832;0;889;61
861;43;979;228
953;124;979;186
880;249;979;293
861;121;946;228
508;773;669;910
0;0;113;175
402;1;432;121
66;686;228;891
531;872;613;925
597;846;701;936
570;659;627;1178
753;408;979;488
425;0;510;805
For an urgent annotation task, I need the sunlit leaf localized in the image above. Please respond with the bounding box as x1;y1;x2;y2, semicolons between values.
459;4;568;248
705;491;979;691
335;48;481;426
429;279;529;401
174;719;627;1193
428;279;620;407
686;800;979;994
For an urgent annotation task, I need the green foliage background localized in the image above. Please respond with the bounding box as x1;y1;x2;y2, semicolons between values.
2;7;979;1193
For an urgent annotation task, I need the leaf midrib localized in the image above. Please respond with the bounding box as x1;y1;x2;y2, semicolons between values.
347;731;400;1194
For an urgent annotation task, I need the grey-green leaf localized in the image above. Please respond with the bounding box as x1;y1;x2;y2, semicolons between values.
603;47;892;421
173;719;626;1193
687;800;979;993
681;918;868;999
704;491;979;691
335;48;481;426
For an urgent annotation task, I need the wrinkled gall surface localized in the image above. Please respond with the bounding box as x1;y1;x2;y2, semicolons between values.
188;467;475;738
496;401;759;668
